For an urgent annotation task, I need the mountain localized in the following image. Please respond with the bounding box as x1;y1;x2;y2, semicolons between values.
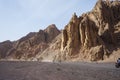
37;0;120;62
0;0;120;62
60;0;120;61
0;24;60;60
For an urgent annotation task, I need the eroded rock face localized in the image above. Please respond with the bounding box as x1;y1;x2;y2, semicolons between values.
61;13;80;55
79;16;103;48
60;0;120;61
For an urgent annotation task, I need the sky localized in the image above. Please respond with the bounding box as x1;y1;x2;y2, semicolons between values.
0;0;97;42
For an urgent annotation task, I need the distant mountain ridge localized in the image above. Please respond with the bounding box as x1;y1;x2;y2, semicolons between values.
0;24;60;60
0;0;120;62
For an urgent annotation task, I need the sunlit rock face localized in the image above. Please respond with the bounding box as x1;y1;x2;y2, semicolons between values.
59;0;120;61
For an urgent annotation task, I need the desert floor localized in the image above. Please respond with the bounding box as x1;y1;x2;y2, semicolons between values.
0;61;120;80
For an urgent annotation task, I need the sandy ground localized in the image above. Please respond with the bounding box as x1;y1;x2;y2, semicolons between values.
0;61;120;80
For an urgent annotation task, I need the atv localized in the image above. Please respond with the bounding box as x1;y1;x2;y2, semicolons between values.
115;62;120;68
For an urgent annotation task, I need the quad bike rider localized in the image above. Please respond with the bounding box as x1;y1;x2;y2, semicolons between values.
115;58;120;68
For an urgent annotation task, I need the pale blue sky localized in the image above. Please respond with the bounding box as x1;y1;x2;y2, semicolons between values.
0;0;97;42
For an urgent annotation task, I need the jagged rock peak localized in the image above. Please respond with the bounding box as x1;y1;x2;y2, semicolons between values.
94;0;120;7
72;13;77;19
44;24;60;42
70;13;78;23
44;24;60;33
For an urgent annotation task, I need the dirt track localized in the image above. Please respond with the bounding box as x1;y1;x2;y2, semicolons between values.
0;61;120;80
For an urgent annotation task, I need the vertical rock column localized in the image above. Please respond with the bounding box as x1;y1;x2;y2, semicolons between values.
61;13;80;55
79;16;102;48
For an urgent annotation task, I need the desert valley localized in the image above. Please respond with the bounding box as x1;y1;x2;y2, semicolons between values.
0;0;120;80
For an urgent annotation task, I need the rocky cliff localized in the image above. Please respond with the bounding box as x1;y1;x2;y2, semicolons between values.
60;0;120;61
38;0;120;62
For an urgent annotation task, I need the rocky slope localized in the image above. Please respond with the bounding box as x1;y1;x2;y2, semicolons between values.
0;0;120;62
0;40;13;59
0;24;60;60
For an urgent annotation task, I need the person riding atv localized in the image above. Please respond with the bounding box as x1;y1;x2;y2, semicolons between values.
115;58;120;68
117;58;120;63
